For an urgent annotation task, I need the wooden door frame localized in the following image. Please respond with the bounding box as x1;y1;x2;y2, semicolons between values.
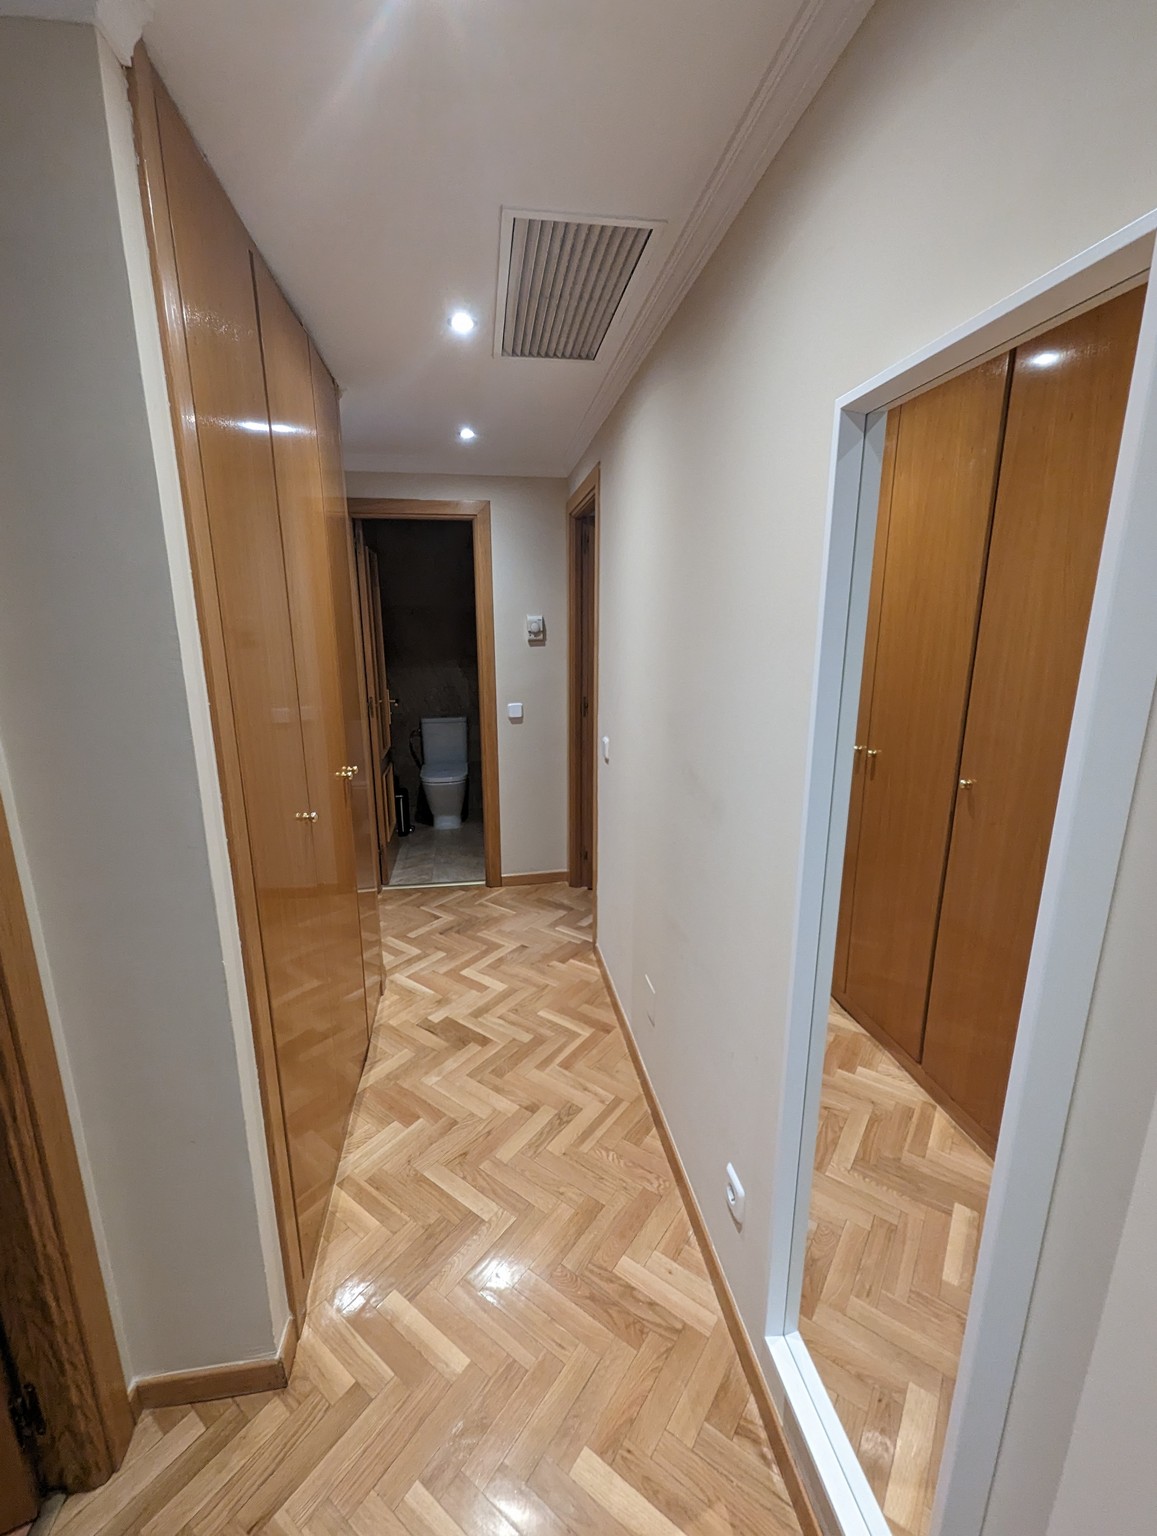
765;218;1157;1536
566;468;600;904
0;792;134;1491
353;528;394;883
349;499;502;887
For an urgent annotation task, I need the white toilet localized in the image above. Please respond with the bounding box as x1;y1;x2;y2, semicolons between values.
420;716;469;829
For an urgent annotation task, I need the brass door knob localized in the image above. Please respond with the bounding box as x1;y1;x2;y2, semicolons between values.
866;748;880;759
959;778;976;790
295;810;319;821
335;765;358;780
852;743;865;755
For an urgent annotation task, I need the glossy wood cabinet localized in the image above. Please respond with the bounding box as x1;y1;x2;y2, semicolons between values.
137;63;373;1301
836;287;1143;1149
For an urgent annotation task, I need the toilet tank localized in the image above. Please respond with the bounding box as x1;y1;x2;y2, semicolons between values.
421;715;467;767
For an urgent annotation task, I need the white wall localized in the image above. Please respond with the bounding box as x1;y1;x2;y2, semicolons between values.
0;18;285;1379
569;0;1157;1527
345;473;569;877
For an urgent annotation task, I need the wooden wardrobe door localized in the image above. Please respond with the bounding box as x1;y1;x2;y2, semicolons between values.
839;358;1010;1059
158;96;338;1274
310;346;382;1029
923;287;1145;1143
832;412;899;994
251;260;368;1135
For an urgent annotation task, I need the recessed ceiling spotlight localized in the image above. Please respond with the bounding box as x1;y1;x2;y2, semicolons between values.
458;425;477;441
449;309;476;335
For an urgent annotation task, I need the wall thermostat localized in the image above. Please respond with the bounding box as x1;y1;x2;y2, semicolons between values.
526;614;545;642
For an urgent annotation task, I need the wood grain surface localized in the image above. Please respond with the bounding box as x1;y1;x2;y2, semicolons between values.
55;886;801;1535
801;1003;992;1536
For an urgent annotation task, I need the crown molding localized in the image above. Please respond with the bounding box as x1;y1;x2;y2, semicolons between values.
0;0;152;61
564;0;874;474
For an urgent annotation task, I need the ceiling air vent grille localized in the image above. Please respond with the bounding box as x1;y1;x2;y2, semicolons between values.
502;216;653;360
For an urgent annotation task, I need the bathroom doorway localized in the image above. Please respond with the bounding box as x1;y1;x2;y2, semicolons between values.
349;499;501;887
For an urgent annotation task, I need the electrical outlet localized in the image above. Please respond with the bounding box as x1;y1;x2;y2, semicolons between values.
644;974;656;1025
725;1163;746;1227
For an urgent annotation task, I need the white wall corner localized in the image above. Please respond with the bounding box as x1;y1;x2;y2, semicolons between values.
0;2;150;64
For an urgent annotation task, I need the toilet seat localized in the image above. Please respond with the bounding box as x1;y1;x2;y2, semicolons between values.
420;762;467;785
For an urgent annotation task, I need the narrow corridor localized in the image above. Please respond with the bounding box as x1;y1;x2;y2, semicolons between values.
54;886;799;1535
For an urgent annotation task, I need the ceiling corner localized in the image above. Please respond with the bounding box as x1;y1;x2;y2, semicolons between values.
95;0;152;62
561;0;875;473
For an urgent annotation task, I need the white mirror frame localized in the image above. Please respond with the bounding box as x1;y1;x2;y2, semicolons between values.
759;212;1157;1536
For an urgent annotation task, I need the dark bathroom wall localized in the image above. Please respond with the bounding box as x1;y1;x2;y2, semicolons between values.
364;519;481;815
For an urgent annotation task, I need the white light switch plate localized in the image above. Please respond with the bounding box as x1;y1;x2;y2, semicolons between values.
507;702;524;722
725;1163;746;1227
601;735;610;763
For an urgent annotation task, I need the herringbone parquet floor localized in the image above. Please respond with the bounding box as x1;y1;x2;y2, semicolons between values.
56;884;801;1536
799;1003;993;1536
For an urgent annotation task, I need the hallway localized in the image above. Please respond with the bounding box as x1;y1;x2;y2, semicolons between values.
54;886;800;1535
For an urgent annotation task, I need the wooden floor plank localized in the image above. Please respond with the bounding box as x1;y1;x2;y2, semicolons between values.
58;885;800;1535
800;1003;993;1536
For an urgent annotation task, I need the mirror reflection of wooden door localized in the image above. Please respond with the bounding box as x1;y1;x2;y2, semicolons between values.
922;286;1145;1141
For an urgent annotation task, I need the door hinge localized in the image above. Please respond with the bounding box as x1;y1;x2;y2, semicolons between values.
9;1380;46;1447
582;695;589;717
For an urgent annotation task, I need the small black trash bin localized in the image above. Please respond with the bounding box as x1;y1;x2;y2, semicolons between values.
395;786;413;837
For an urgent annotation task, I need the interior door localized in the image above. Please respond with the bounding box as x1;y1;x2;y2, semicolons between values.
923;286;1145;1142
576;513;596;889
310;345;382;1026
354;531;390;880
366;547;398;849
252;259;369;1135
839;357;1011;1058
158;91;338;1276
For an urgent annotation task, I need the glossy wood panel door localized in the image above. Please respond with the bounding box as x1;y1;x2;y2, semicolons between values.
839;357;1011;1057
251;259;368;1150
923;287;1145;1141
157;94;337;1274
310;345;381;1028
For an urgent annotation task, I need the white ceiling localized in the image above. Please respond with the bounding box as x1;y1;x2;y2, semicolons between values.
71;1;866;474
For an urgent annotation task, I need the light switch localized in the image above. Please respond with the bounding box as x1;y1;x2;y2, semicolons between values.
507;702;524;722
526;614;545;643
601;735;611;763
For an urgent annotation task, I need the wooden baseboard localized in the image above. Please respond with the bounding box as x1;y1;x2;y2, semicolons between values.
130;1313;298;1414
593;944;823;1536
501;870;568;886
